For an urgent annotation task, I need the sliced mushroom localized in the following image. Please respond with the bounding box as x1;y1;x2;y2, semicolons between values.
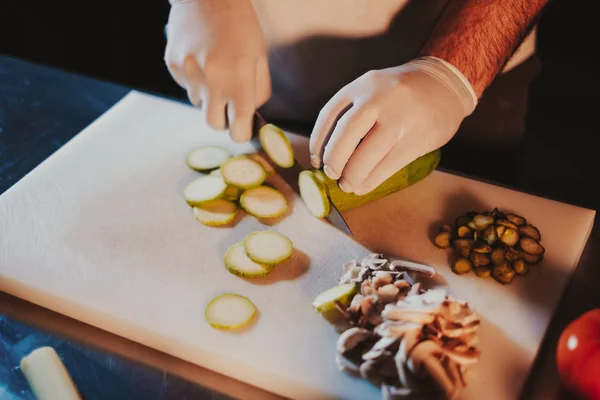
390;260;436;277
362;336;399;361
337;327;372;354
362;336;398;361
381;383;413;400
357;267;371;283
336;352;361;373
373;273;394;289
408;341;456;398
358;359;379;380
383;309;436;325
348;294;364;314
361;280;376;296
443;357;465;390
339;261;361;284
360;253;387;270
442;346;481;365
394;280;411;291
378;358;399;379
378;284;400;304
360;295;376;317
375;321;422;338
408;282;421;296
394;345;419;389
397;328;422;364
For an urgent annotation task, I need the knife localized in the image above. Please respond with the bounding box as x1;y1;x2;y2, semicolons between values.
250;111;353;236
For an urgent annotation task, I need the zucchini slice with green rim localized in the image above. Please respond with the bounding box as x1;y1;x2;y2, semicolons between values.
186;146;230;171
205;293;257;330
298;170;330;218
259;123;295;168
224;242;271;278
183;175;227;206
243;231;293;265
239;186;287;218
220;156;268;189
193;199;237;226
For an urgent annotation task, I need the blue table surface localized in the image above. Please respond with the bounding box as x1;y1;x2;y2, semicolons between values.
1;53;599;400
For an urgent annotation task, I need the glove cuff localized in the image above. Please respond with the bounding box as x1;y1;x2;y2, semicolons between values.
408;56;478;116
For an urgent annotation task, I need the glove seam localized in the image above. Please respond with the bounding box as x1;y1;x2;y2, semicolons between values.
409;56;478;115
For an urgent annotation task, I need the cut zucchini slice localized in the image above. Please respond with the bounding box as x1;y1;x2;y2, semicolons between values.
243;231;293;265
186;146;230;171
239;186;287;218
299;170;330;218
312;283;357;313
223;186;242;201
259;123;295;168
247;153;275;176
220;156;267;189
224;242;271;278
193;199;237;226
209;170;242;200
205;293;257;330
183;175;227;206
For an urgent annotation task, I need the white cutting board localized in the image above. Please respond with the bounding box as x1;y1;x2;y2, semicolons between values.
0;91;595;400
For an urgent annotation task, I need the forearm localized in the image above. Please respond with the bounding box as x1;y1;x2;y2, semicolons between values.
419;0;548;98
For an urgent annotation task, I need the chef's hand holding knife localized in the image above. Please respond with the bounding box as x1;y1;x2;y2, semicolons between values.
164;0;478;196
164;0;271;143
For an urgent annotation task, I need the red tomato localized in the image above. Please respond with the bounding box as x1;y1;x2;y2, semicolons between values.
556;308;600;400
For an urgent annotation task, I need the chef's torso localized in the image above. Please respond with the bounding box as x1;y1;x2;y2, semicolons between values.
250;0;450;124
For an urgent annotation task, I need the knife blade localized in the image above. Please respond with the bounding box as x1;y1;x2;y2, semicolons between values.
250;111;353;236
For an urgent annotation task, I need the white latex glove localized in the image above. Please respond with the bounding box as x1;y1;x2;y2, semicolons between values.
309;56;478;196
164;0;271;142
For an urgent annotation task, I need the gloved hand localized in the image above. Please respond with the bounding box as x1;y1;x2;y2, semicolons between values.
309;56;478;195
164;0;271;142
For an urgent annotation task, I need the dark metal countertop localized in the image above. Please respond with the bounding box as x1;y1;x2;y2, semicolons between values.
1;53;599;400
